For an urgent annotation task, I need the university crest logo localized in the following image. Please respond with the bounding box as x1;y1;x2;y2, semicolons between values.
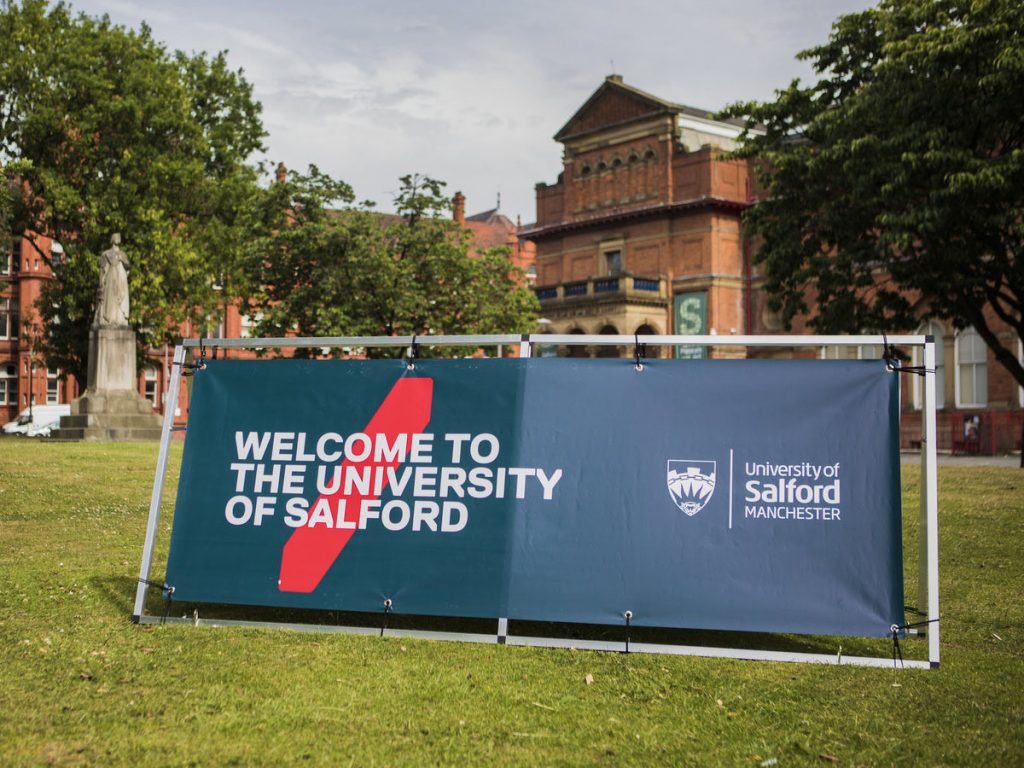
667;460;716;517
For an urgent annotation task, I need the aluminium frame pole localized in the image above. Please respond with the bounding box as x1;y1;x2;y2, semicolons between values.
132;344;187;621
919;338;941;665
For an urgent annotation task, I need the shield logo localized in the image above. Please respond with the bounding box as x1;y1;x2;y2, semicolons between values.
667;460;716;516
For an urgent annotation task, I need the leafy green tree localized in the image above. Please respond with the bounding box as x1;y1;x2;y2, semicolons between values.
0;0;264;383
243;169;538;355
724;0;1024;391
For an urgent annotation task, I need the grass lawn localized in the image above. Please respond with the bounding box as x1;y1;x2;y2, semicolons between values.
0;439;1021;766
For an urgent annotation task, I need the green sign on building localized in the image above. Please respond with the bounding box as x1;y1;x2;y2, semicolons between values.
674;291;707;359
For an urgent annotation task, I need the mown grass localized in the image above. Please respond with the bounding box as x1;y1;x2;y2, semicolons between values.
0;439;1021;767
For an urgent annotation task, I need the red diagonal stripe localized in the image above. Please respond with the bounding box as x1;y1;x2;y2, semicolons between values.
278;376;434;593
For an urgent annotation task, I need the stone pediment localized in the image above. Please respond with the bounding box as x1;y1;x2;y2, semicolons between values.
555;77;679;142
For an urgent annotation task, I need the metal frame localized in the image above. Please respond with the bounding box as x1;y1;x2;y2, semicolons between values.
133;333;939;670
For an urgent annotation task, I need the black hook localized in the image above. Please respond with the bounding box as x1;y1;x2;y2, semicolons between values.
381;598;393;637
882;332;899;372
890;623;904;669
634;334;646;372
407;336;418;370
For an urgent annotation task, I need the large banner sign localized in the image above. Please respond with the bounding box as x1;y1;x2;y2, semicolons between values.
166;358;903;638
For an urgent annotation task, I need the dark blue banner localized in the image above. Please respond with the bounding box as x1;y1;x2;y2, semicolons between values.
165;358;903;637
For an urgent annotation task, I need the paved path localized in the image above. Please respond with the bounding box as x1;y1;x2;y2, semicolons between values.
900;452;1022;467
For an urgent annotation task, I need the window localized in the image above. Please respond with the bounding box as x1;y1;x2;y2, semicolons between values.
144;365;158;406
0;298;17;339
207;317;224;339
1;239;16;275
913;321;945;409
604;250;622;277
46;367;60;404
0;363;16;405
955;327;987;407
1018;339;1023;409
240;312;262;339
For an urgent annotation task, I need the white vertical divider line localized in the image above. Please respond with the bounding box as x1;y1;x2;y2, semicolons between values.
728;449;734;529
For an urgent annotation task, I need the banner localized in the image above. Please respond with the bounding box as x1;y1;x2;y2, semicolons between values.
165;358;903;637
674;292;707;359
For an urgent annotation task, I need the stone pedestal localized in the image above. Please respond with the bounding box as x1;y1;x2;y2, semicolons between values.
87;326;138;391
52;388;164;441
53;325;163;441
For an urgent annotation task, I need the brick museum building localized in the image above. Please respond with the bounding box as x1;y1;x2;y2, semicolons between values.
2;76;1020;453
525;76;1022;453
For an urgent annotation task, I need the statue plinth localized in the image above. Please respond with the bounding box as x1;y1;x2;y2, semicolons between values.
87;325;137;391
53;235;163;441
53;326;163;441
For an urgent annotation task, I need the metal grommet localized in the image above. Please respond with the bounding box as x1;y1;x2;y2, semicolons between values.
624;610;633;620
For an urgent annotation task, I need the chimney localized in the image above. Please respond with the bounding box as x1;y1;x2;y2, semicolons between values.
452;191;466;224
275;162;288;183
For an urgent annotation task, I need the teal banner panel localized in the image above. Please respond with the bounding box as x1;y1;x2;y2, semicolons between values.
165;358;903;637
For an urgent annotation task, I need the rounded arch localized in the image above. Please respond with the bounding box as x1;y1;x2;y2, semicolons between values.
634;322;663;358
596;159;608;172
597;323;621;358
561;326;589;358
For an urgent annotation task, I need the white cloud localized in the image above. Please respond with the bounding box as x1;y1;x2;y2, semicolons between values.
69;0;873;222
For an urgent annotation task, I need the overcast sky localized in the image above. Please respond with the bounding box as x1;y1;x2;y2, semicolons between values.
72;0;873;223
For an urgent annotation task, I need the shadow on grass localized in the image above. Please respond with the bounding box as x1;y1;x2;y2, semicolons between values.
89;574;138;616
127;592;920;661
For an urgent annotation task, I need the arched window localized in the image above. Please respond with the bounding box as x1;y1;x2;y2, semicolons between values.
580;163;591;177
955;327;987;407
913;321;945;409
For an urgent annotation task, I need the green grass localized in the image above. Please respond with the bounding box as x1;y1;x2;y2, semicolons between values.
0;440;1021;767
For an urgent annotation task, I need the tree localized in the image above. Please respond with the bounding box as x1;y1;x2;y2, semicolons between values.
723;0;1024;391
242;169;539;355
0;0;264;383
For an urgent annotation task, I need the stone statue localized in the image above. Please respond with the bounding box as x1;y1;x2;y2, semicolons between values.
54;231;162;440
94;233;130;327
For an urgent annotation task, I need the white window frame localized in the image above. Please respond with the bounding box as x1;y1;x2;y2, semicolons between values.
46;367;60;404
0;298;16;340
955;327;988;408
1;240;13;275
913;321;945;410
144;365;159;406
0;363;16;405
1018;339;1023;409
